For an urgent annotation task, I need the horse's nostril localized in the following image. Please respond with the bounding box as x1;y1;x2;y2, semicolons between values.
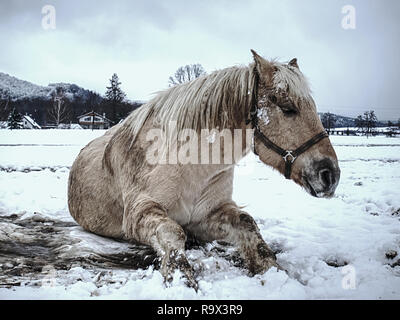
319;168;333;189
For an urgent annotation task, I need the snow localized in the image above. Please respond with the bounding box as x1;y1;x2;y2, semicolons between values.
22;115;41;129
0;130;105;172
257;108;270;125
0;130;399;299
0;129;105;145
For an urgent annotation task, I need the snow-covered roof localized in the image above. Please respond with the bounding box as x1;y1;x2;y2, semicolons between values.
23;115;41;129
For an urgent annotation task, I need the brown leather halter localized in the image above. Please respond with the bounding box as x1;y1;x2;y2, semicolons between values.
247;72;329;179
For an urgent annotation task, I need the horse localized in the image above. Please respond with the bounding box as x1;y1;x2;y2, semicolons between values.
68;50;340;290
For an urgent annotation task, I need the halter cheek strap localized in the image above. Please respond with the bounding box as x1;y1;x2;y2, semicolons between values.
247;72;329;179
253;129;329;179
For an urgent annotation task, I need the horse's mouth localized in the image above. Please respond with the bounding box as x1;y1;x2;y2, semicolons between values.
303;176;335;198
303;176;317;197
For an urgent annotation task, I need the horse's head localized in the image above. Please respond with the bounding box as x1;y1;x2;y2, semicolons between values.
249;50;340;198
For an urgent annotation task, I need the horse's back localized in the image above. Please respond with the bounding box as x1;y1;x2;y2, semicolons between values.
68;125;124;238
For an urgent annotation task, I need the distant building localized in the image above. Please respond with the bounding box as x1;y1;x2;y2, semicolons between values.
22;115;41;129
77;111;112;129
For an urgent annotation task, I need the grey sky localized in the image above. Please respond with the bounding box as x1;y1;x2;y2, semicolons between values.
0;0;399;120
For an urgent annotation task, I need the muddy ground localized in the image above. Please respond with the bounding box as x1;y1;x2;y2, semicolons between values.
0;211;250;289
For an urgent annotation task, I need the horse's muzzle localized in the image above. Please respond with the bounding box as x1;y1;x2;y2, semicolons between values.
302;158;340;198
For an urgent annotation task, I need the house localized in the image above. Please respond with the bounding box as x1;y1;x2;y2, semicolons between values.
77;111;112;129
22;115;41;129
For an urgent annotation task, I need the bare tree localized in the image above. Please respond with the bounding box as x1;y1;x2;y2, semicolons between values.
356;110;378;136
168;64;206;86
48;86;69;126
320;112;337;133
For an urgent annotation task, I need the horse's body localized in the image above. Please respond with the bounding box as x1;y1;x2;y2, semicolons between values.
69;121;234;239
68;51;340;289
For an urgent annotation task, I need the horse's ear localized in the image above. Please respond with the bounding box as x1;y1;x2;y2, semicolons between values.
250;49;274;76
288;58;299;69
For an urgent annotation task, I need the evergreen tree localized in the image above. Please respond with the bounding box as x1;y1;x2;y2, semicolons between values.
7;108;23;129
104;73;127;123
105;73;126;103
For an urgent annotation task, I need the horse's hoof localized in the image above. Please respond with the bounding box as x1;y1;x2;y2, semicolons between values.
184;274;199;292
248;257;281;276
162;249;198;292
164;271;198;292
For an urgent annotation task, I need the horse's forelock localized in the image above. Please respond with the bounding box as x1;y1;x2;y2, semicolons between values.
272;62;312;101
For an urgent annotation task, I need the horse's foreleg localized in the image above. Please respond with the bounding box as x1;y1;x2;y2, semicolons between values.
122;196;197;290
190;202;279;275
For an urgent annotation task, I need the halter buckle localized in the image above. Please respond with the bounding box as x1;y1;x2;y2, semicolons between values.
283;151;296;163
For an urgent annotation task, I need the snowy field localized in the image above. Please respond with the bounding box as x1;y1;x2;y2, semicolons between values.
0;129;399;299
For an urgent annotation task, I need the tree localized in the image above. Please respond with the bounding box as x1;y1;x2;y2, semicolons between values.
364;110;377;136
0;98;11;121
320;112;337;132
105;73;126;103
48;86;70;126
355;115;365;132
168;64;206;86
356;110;378;136
7;108;22;129
104;73;127;123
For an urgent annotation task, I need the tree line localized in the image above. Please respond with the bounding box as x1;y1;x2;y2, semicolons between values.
321;110;399;135
4;63;399;133
1;73;141;128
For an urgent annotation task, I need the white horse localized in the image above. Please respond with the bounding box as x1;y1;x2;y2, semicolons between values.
68;50;340;290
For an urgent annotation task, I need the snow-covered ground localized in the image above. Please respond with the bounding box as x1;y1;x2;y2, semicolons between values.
0;130;399;299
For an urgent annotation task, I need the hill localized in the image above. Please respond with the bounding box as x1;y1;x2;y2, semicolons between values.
0;72;97;103
0;72;141;126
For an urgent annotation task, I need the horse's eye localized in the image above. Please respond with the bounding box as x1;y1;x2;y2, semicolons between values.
280;105;298;116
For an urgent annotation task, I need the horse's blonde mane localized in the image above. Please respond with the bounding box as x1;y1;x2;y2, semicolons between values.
122;65;256;144
121;60;312;143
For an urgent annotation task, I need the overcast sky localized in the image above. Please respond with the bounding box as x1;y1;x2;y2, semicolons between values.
0;0;399;120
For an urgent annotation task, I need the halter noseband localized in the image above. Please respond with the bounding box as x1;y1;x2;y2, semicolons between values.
247;72;329;179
